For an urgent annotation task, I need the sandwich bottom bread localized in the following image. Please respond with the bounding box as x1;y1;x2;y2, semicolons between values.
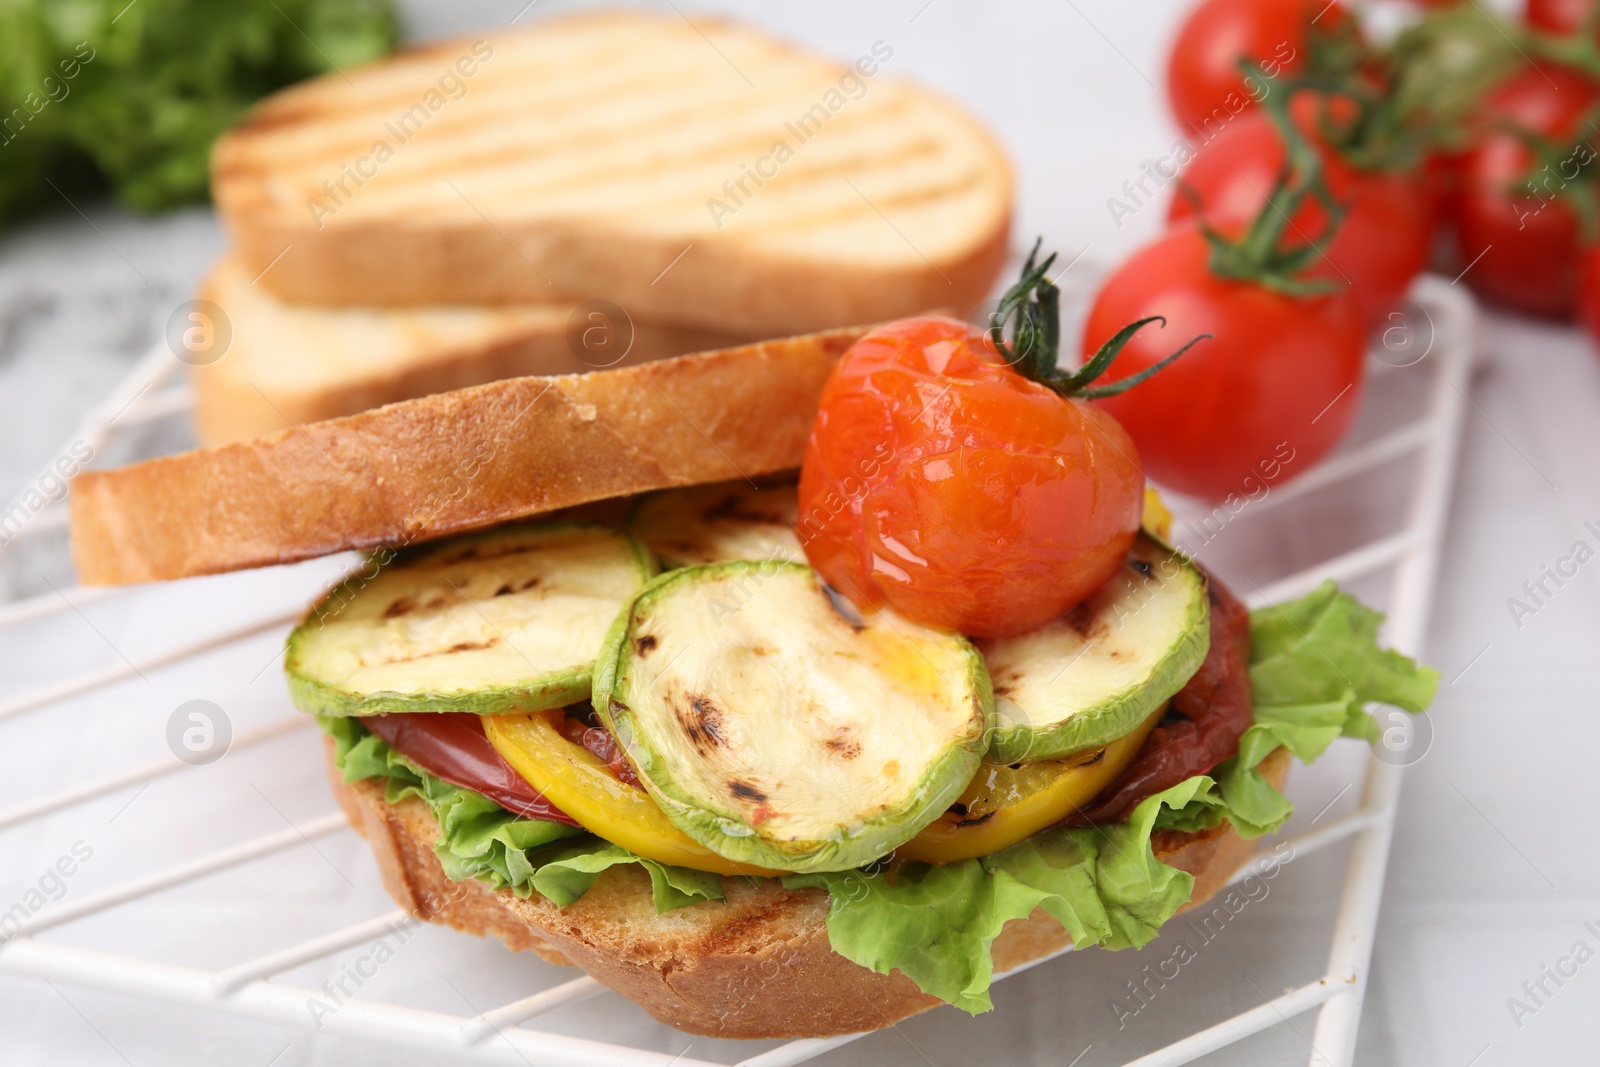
330;736;1291;1038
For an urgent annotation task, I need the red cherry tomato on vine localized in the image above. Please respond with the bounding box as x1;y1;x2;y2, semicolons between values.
797;317;1143;639
1452;63;1600;319
1577;242;1600;342
1085;223;1365;502
1170;99;1433;323
1525;0;1596;33
1166;0;1353;135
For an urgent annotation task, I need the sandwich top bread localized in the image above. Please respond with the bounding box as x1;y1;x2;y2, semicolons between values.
66;257;1437;1040
190;255;751;445
211;11;1012;335
72;327;864;585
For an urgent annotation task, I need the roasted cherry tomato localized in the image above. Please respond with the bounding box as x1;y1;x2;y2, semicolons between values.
1086;222;1365;502
797;317;1144;639
1166;0;1352;135
1452;63;1600;318
1170;98;1433;323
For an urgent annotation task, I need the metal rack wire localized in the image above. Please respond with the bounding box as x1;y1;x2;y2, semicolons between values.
0;275;1475;1067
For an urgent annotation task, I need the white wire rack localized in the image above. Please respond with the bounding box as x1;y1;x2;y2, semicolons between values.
0;275;1475;1067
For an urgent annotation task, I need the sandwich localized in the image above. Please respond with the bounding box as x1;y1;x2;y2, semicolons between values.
68;256;1436;1039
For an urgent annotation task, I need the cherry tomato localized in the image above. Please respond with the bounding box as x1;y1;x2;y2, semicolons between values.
1169;98;1433;323
1085;223;1365;502
1577;241;1600;342
797;317;1143;639
1166;0;1352;135
1452;63;1600;318
1525;0;1596;33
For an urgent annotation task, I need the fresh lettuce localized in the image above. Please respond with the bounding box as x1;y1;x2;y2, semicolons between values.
1156;581;1441;838
321;582;1435;1013
0;0;396;226
784;776;1216;1014
323;716;724;914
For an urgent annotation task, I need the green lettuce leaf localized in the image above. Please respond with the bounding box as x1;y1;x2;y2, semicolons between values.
0;0;397;226
1157;580;1440;838
322;716;723;914
784;776;1214;1014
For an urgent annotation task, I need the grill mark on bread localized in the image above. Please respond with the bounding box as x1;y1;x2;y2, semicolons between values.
222;56;746;172
224;94;958;228
220;65;916;185
319;95;917;197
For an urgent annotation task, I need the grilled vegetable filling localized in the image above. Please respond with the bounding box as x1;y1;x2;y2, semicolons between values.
286;522;654;717
980;532;1210;763
592;560;993;873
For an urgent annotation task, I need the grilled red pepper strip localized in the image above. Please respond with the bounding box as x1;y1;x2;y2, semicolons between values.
364;712;580;826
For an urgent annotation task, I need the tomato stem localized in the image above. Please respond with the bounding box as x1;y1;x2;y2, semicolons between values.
1194;64;1350;298
990;241;1211;400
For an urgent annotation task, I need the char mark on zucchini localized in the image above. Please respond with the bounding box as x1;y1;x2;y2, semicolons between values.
676;694;727;754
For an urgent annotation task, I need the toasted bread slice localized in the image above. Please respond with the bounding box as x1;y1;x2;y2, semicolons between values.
212;11;1012;335
191;256;750;445
329;738;1291;1039
70;327;865;585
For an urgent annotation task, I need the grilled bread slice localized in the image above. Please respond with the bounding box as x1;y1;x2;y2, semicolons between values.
70;327;866;585
191;256;749;445
211;11;1012;335
330;739;1292;1039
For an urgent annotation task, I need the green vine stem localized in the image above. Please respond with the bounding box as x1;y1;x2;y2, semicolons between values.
988;242;1211;400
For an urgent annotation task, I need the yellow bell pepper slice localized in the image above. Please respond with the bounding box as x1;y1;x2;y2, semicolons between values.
481;710;780;877
893;707;1163;864
1142;485;1173;541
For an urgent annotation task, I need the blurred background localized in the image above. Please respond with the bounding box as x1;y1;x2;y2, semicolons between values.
0;0;1595;1064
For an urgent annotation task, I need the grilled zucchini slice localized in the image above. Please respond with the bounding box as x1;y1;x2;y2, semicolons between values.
592;561;992;873
629;481;802;567
287;522;655;717
979;534;1208;763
